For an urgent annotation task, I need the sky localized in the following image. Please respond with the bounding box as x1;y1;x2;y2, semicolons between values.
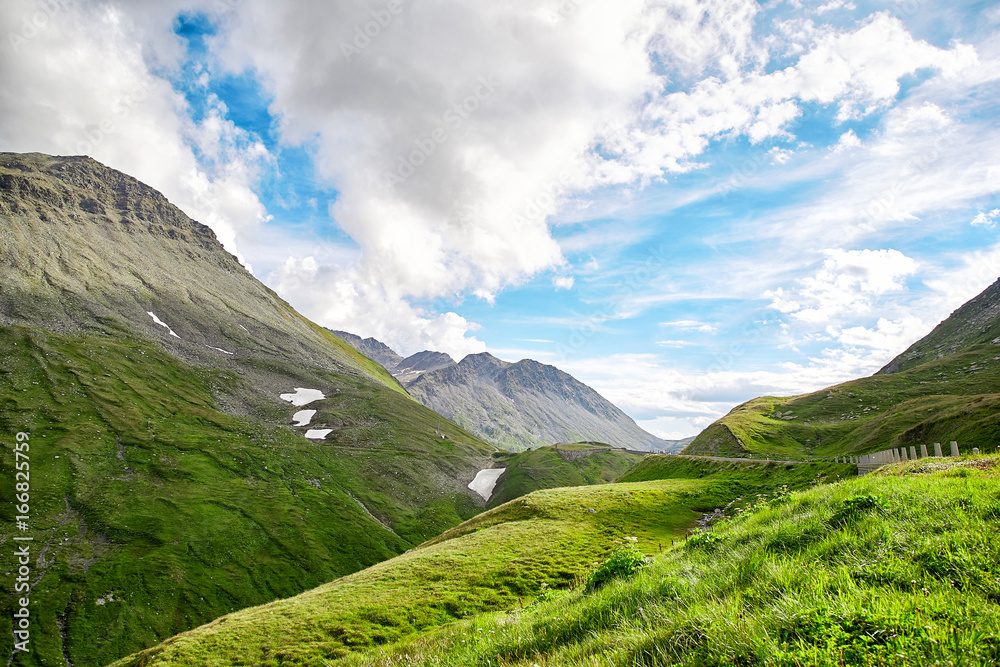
2;0;999;439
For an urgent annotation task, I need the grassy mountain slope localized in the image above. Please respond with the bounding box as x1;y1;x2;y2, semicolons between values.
341;456;1000;667
0;153;495;666
685;280;1000;458
112;456;850;666
879;278;1000;374
486;443;646;508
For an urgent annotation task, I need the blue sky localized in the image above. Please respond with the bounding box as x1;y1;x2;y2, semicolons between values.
2;0;999;438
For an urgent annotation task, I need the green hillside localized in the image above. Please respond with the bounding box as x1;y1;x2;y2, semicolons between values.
0;325;491;666
339;455;1000;667
487;443;645;507
684;279;1000;460
111;454;850;666
684;305;1000;458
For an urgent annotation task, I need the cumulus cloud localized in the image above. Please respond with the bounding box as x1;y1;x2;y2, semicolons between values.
202;3;976;346
972;209;1000;227
0;0;269;267
837;316;927;355
764;248;918;324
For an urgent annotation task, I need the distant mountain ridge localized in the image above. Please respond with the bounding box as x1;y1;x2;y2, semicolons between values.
332;331;689;453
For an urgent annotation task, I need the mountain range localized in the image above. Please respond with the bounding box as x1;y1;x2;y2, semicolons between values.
332;330;691;453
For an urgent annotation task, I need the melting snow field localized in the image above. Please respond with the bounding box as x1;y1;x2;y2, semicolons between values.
279;388;325;406
146;311;181;339
304;429;333;440
468;468;506;501
292;410;316;426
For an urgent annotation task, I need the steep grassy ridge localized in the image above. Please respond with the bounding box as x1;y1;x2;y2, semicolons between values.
685;279;1000;459
686;345;1000;458
342;456;1000;667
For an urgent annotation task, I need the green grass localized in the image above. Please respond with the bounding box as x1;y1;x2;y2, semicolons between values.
619;455;856;508
685;343;1000;458
0;324;493;667
340;455;1000;667
112;450;849;666
488;444;645;507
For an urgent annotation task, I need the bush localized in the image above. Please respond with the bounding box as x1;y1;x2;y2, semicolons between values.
587;546;648;591
687;530;723;551
831;493;884;525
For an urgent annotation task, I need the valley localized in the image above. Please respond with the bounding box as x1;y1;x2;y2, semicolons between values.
1;152;998;667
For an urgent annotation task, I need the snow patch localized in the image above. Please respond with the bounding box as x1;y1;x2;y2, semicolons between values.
304;429;333;440
206;345;234;355
292;410;316;426
146;311;181;339
279;388;325;406
468;468;505;501
238;324;250;333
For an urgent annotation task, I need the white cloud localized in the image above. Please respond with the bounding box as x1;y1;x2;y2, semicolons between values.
553;275;575;290
832;129;861;152
655;339;699;348
764;248;918;324
207;4;977;334
817;0;856;14
660;319;718;333
972;209;1000;227
837;316;927;354
922;242;1000;319
768;147;794;164
269;255;487;359
0;0;269;268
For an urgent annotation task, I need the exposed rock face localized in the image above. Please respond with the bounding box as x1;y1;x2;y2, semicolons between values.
878;278;1000;374
405;352;678;453
394;350;457;384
